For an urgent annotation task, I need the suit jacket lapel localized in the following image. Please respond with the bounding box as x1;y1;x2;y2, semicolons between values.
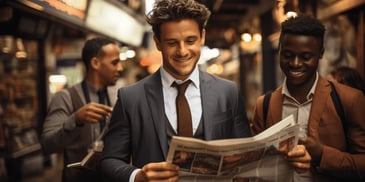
268;78;331;138
269;87;284;126
307;77;331;137
199;71;215;140
145;70;168;158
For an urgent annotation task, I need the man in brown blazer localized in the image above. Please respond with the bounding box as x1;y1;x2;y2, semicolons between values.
251;16;365;181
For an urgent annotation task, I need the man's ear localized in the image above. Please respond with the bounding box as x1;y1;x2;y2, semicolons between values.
90;57;100;70
153;35;161;51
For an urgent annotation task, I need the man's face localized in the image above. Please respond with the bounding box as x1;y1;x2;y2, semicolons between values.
154;19;205;80
98;44;123;86
279;34;323;88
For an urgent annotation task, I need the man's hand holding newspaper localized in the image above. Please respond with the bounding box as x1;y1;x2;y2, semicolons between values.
166;115;310;182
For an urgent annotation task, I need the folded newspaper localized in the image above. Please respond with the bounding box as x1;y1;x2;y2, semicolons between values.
166;115;300;182
66;140;103;170
67;115;110;170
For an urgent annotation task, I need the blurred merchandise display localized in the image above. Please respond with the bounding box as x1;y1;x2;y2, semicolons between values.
0;35;41;160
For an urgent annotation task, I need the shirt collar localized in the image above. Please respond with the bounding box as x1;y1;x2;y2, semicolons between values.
160;66;200;89
282;72;319;100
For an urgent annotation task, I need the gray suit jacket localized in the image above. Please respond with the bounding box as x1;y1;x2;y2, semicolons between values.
101;70;251;181
41;82;117;181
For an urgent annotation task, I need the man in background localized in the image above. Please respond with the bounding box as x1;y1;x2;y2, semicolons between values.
41;37;123;182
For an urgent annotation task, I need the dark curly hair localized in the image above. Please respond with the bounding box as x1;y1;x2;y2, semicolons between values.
279;15;326;50
145;0;211;40
81;37;116;71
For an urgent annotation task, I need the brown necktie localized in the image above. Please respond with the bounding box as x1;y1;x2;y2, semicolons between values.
173;80;193;137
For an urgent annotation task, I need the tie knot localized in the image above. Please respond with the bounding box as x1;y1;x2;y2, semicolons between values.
173;80;192;95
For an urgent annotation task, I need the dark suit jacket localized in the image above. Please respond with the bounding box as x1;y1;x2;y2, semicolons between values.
100;70;251;181
251;77;365;181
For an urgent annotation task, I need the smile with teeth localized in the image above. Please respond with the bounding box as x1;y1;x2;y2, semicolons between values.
289;71;304;77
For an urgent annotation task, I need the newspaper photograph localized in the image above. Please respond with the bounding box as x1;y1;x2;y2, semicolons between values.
166;115;300;182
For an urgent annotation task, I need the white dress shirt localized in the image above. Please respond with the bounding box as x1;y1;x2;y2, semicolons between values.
282;72;319;182
161;65;202;135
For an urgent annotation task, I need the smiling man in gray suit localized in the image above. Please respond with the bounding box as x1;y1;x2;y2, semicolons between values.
99;0;250;181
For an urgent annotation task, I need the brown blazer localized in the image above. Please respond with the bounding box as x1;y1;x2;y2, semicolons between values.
251;77;365;182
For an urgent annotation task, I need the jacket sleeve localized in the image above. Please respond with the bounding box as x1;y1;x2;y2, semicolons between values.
317;88;365;180
100;88;137;182
41;90;84;154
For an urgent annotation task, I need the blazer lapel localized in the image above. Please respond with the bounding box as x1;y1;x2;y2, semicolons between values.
145;70;168;158
199;71;216;140
307;77;331;138
269;78;332;138
268;87;284;126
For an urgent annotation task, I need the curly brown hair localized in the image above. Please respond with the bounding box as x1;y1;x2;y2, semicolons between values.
145;0;211;40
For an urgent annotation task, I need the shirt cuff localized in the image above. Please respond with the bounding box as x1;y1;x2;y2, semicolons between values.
129;169;141;182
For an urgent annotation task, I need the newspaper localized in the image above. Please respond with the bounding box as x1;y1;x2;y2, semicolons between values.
67;115;110;170
66;140;103;170
166;115;300;182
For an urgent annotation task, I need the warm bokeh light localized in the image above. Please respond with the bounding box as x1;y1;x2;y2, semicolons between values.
198;46;220;64
241;33;252;42
48;75;67;94
206;63;224;75
120;47;136;61
253;33;262;42
286;11;297;18
139;58;150;67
